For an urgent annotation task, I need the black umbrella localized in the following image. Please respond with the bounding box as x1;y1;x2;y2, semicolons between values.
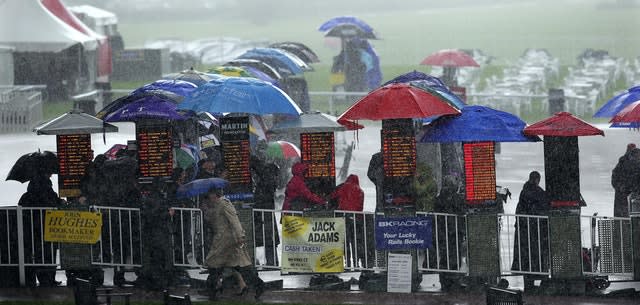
270;42;320;64
6;151;59;183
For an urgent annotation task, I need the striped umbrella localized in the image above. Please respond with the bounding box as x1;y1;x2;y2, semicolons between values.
265;141;301;160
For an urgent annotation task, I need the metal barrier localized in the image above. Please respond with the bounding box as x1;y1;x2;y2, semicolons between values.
333;210;379;272
252;209;303;270
498;214;551;276
581;215;633;277
90;206;142;267
416;212;468;274
170;207;204;268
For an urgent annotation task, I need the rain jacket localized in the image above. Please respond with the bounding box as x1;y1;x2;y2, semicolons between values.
330;175;364;211
203;196;252;269
515;181;549;215
283;163;325;211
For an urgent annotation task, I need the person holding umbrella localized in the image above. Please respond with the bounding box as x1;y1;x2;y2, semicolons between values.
202;186;265;300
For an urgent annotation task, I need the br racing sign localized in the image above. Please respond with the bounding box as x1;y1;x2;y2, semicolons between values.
375;216;432;250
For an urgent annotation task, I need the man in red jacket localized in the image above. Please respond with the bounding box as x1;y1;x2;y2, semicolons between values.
330;174;365;267
283;162;326;211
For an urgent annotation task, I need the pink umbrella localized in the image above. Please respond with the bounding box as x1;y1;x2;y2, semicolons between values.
420;49;480;67
610;100;640;128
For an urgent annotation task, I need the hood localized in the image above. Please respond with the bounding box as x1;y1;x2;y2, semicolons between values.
291;162;309;176
345;174;359;185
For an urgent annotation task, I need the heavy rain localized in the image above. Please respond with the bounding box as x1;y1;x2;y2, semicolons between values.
1;0;640;304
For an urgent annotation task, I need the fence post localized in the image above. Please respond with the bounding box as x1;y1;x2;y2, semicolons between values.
632;215;640;280
16;205;25;286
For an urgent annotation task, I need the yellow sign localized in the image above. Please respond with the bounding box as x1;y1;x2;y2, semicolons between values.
281;216;345;273
44;210;102;244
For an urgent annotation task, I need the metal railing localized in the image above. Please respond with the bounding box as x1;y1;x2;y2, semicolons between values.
90;206;142;267
498;214;551;276
417;212;468;274
581;215;633;277
170;207;204;268
332;210;379;272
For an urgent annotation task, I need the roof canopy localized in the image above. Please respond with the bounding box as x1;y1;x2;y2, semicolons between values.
33;110;118;135
0;0;97;52
524;112;604;137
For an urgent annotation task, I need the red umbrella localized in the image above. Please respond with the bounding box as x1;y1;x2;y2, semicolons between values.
524;112;604;137
337;83;461;123
610;100;640;127
420;49;480;67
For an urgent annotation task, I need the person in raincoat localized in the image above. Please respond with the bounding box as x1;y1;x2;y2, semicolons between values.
202;187;264;300
330;174;366;268
512;171;550;290
283;162;327;211
611;143;637;217
250;146;280;266
367;151;384;210
18;173;66;287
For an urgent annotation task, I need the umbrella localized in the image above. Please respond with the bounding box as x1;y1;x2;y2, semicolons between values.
96;89;184;119
241;66;279;86
265;141;301;160
177;77;302;116
318;16;378;39
420;105;539;143
208;66;253;77
33;110;118;135
6;151;59;183
270;112;346;133
383;70;448;88
337;83;460;123
524;112;604;136
131;79;198;98
104;144;127;160
594;85;640;118
176;177;229;199
250;48;312;71
175;146;196;169
270;42;320;64
420;49;480;67
103;94;192;122
609;100;640;128
410;80;466;110
162;68;222;86
238;48;307;75
225;59;283;80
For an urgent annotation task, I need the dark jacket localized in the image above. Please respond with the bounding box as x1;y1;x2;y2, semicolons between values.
515;181;549;215
18;175;64;207
250;156;279;209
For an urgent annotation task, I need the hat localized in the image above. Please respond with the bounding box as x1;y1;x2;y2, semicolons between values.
627;143;636;152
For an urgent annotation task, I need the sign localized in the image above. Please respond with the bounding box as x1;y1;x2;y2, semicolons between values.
375;216;432;250
136;125;173;177
381;128;416;178
220;117;252;201
57;134;92;198
281;215;345;273
301;132;336;195
463;142;496;202
44;210;102;244
387;253;413;293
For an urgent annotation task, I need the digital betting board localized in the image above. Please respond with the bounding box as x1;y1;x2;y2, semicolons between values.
300;132;336;195
381;120;416;178
136;125;173;177
220;116;252;201
57;134;92;198
463;142;496;202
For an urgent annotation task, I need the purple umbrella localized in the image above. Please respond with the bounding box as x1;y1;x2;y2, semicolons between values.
132;79;198;97
103;95;192;122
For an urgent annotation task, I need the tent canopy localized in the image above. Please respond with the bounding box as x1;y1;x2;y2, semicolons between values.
68;5;118;29
524;112;604;137
0;0;97;52
33;110;118;135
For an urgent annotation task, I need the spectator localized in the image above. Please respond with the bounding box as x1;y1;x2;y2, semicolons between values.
611;143;637;217
330;174;366;268
250;147;280;266
283;162;326;211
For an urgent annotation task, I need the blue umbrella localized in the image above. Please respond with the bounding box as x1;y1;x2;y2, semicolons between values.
318;16;376;36
177;77;302;116
132;79;198;97
242;66;279;87
176;177;229;199
239;48;306;75
163;68;223;86
411;80;466;110
104;95;192;122
593;85;640;118
96;89;183;119
384;71;448;88
420;105;539;143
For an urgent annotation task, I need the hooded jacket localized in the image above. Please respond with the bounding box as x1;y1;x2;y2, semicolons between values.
330;174;364;211
283;163;325;211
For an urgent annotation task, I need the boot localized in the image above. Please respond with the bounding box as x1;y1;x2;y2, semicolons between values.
237;266;265;299
205;268;223;300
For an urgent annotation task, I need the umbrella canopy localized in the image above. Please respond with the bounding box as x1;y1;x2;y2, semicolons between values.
97;89;184;119
104;144;127;160
265;141;301;160
131;79;198;98
383;70;448;88
410;80;466;110
241;66;278;86
318;16;378;39
208;65;253;77
270;42;320;64
176;177;229;199
225;59;283;80
103;94;191;122
33;110;118;135
270;112;346;133
420;105;538;143
609;100;640;128
337;83;460;123
162;68;221;86
6;151;59;183
420;49;480;67
177;77;302;116
524;112;604;137
594;85;640;118
238;48;309;74
175;146;196;169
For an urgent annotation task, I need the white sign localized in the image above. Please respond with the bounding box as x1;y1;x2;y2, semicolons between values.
386;253;412;293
